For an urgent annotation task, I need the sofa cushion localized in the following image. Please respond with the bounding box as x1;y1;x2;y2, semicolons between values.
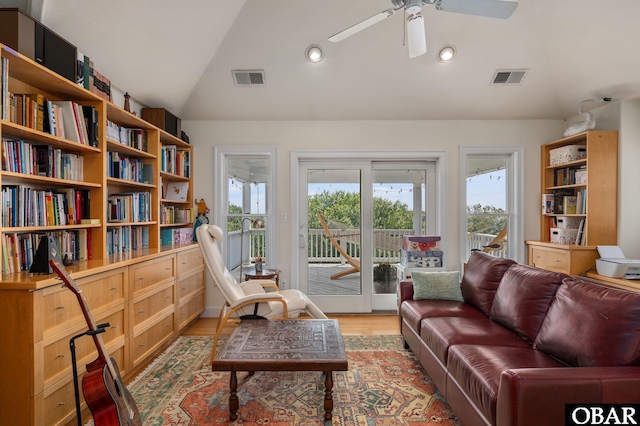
400;299;486;334
534;277;640;367
421;317;530;364
460;252;516;316
489;264;567;344
447;344;565;424
412;271;463;301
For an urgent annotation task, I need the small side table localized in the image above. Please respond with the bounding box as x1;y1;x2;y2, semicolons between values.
244;268;281;288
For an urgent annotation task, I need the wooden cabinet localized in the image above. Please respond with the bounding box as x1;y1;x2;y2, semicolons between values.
0;247;205;425
527;131;618;274
176;246;205;330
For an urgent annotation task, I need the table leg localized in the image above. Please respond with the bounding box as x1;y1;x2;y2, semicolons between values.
229;370;239;421
323;370;334;421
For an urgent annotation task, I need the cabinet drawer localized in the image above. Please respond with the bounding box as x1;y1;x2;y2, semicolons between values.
177;248;204;277
132;312;175;367
177;291;205;330
43;308;125;389
41;268;126;338
132;284;175;328
530;247;569;273
43;345;124;426
177;271;204;303
130;255;175;297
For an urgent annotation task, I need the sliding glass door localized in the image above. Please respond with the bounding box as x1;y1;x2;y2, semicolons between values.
297;159;435;313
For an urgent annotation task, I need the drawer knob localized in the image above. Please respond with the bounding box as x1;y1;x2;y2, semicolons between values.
111;287;117;291
56;306;65;310
56;354;65;358
139;277;145;281
58;401;66;406
140;343;145;347
139;310;144;314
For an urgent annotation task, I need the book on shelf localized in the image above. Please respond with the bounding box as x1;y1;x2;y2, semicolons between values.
82;105;99;147
165;181;189;201
574;219;585;245
562;196;577;215
553;189;575;214
80;218;100;225
542;194;554;214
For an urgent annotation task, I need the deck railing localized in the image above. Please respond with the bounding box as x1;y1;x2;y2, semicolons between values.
227;228;507;271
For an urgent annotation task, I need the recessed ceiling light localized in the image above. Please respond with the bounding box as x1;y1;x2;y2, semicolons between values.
438;45;456;62
305;45;324;63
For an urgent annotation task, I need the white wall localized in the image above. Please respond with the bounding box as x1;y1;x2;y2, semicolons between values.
183;119;565;314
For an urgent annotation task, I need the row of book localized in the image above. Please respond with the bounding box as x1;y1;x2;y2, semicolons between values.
2;186;90;228
2;230;90;274
542;189;587;215
106;120;148;151
105;226;149;255
554;166;587;186
107;192;152;223
2;90;99;148
161;206;194;225
108;151;152;183
2;139;85;181
161;145;190;177
77;53;112;102
160;227;194;246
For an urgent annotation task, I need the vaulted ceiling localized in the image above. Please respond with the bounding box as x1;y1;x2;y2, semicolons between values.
4;0;640;121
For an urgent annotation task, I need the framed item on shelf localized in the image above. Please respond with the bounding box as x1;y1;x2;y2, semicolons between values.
165;181;189;201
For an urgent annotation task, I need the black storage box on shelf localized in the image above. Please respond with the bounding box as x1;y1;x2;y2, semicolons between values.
0;8;77;82
141;108;181;137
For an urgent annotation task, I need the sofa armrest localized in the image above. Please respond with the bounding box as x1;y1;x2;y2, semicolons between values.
398;279;414;305
497;367;640;426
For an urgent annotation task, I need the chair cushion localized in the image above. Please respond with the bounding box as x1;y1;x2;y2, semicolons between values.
412;271;463;301
460;252;516;316
489;264;566;344
534;277;640;367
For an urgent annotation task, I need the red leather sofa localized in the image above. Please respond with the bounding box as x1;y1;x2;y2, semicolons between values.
398;251;640;426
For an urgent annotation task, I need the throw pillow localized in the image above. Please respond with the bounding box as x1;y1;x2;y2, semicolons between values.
412;271;462;301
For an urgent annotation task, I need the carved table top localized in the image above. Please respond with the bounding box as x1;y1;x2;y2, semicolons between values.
212;319;348;372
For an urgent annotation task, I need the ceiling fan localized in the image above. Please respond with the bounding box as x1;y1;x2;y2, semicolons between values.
329;0;519;58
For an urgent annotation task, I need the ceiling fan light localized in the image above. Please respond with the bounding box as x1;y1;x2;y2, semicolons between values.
305;45;324;63
438;45;456;62
407;13;427;58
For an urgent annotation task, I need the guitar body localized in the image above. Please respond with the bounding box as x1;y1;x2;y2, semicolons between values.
83;357;142;426
48;259;142;426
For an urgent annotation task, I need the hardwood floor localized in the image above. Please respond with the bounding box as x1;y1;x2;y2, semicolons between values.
182;313;401;337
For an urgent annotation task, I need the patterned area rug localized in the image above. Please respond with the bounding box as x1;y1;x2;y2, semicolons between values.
128;335;461;425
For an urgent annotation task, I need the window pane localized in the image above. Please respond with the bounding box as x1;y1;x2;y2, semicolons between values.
466;157;508;259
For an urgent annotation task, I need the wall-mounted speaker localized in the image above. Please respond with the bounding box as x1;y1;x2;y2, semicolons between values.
29;236;62;274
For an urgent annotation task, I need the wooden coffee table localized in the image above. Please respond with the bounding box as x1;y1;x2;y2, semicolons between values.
212;319;348;421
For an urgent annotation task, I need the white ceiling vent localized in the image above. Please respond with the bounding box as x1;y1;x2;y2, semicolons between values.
490;69;528;86
232;70;266;86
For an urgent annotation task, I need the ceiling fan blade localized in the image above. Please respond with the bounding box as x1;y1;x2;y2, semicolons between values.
407;12;427;58
329;7;401;42
433;0;518;19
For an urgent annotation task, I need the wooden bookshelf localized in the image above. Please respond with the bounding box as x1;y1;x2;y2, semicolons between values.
0;43;203;424
527;130;618;275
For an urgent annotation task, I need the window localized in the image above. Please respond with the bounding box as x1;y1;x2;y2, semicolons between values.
214;147;277;279
460;146;523;264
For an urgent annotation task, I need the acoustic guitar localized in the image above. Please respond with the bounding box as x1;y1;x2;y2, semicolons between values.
49;259;142;426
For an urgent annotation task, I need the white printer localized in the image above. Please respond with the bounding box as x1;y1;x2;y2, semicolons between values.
596;246;640;279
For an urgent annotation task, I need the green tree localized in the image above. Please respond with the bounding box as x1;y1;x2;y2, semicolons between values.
466;204;507;235
227;203;242;231
308;190;413;229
